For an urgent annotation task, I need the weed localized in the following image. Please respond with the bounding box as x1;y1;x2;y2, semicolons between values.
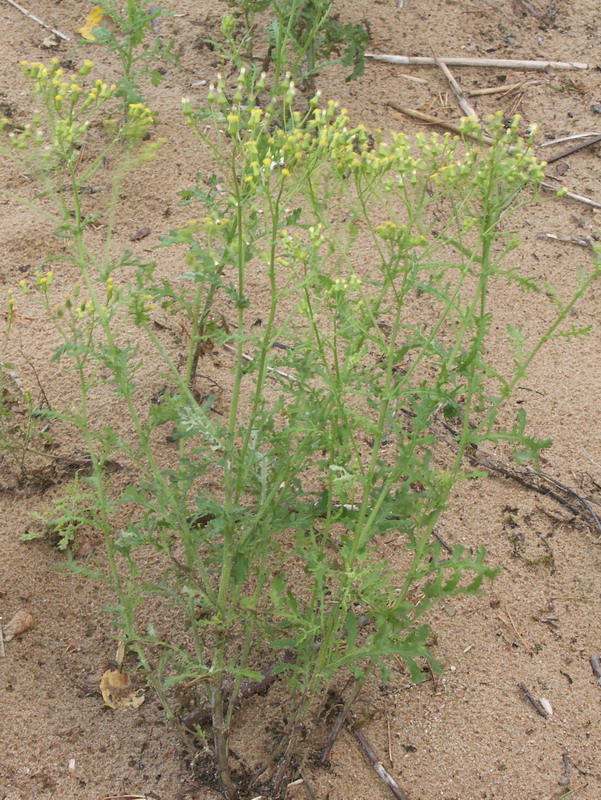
78;1;177;108
22;475;99;550
3;60;600;798
216;0;369;92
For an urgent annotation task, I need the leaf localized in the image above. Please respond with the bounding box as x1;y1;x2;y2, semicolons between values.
41;35;60;49
3;610;35;641
100;668;146;709
130;227;152;242
77;7;105;41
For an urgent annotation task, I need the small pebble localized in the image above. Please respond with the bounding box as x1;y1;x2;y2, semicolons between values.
591;104;601;114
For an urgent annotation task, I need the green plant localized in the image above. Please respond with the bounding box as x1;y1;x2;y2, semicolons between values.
217;0;369;92
21;474;100;550
4;61;600;799
79;0;176;107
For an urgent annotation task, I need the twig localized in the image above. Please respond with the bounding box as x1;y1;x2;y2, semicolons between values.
222;343;297;382
503;603;533;654
537;471;601;532
0;620;5;658
322;679;365;763
299;770;317;800
350;725;409;800
436;59;479;120
387;103;494;143
100;796;155;800
540;132;601;148
538;233;593;248
4;0;70;41
590;655;601;686
468;448;600;531
401;407;601;535
543;134;601;164
387;718;393;769
433;530;453;554
518;682;549;718
544;181;601;209
559;752;571;787
469;80;541;97
398;73;429;85
367;53;589;70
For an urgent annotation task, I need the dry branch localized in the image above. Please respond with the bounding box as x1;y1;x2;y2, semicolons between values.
4;0;69;41
468;80;541;97
518;682;550;718
540;181;601;209
437;59;479;120
350;725;409;800
543;134;601;164
367;53;588;70
387;102;494;143
540;132;601;148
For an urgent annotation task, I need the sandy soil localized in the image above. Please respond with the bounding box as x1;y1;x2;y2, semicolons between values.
1;1;601;799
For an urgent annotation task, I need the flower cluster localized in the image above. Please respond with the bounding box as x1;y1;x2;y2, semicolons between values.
6;61;156;155
375;221;427;250
126;102;158;138
182;70;427;189
428;112;546;191
183;69;546;202
16;272;124;322
22;60;114;125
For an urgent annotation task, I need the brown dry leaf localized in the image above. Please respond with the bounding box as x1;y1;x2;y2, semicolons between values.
100;668;146;709
3;610;35;641
130;227;151;242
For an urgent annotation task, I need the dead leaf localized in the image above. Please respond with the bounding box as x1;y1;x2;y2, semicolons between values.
100;668;146;709
3;610;35;641
77;7;105;41
130;227;151;242
42;35;60;49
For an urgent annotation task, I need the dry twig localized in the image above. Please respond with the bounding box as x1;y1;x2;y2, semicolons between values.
222;343;297;382
387;103;494;143
322;679;365;763
543;134;601;164
4;0;69;40
502;604;533;654
518;682;550;718
368;53;588;70
540;181;601;209
540;132;601;148
538;233;593;248
350;725;409;800
436;59;479;120
299;770;317;800
468;80;541;97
